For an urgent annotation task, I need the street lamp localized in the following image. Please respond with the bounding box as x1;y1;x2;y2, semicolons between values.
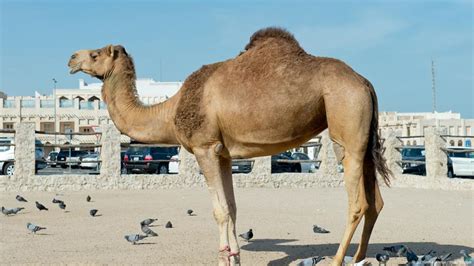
52;78;57;147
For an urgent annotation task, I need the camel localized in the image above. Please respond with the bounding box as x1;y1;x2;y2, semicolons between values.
68;27;391;265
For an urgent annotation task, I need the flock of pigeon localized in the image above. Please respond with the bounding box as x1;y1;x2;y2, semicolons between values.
2;195;254;247
297;244;472;266
2;197;472;264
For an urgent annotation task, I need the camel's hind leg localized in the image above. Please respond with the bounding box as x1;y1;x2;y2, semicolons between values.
194;146;240;266
353;159;384;262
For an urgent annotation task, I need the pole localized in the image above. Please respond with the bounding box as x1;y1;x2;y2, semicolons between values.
431;59;436;113
53;79;57;147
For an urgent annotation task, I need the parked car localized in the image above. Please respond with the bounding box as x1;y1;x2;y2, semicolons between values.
271;152;301;173
232;159;253;174
168;154;180;174
47;151;59;167
56;150;91;168
80;153;100;169
401;147;426;175
123;146;179;174
0;137;47;176
121;151;127;174
447;147;474;178
291;152;316;173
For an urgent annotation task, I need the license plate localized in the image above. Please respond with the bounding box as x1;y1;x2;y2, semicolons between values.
232;166;238;170
133;157;139;161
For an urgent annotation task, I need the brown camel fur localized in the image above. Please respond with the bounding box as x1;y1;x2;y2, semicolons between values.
68;27;391;265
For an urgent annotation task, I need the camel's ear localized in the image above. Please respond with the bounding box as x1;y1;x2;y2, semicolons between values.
106;45;114;57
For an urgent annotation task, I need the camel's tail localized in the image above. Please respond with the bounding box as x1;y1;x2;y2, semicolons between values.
366;80;392;186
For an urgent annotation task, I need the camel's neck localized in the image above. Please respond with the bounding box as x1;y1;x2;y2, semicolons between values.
102;63;179;144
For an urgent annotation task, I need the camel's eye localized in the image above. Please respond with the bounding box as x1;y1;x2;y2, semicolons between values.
91;51;100;60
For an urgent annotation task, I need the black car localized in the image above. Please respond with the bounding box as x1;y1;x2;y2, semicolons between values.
401;147;426;175
124;146;179;174
232;160;253;174
271;152;301;173
56;150;91;168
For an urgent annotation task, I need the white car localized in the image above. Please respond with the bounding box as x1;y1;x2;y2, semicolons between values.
168;155;179;174
80;153;101;169
0;137;46;176
447;147;474;178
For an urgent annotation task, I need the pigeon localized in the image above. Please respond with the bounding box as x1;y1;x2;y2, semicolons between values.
1;206;24;215
52;198;64;204
375;253;390;265
141;225;158;236
460;250;473;265
297;256;325;266
239;229;253;241
16;195;28;202
406;246;418;263
383;244;408;257
187;209;194;216
165;221;173;228
86;195;91;202
124;234;147;244
26;222;46;234
89;209;98;217
58;201;66;210
420;250;436;262
427;253;452;264
140;218;157;226
312;225;330;234
35;201;48;211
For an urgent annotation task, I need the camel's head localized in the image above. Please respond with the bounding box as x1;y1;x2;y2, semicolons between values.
68;45;128;79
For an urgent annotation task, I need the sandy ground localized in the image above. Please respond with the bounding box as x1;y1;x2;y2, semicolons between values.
1;187;473;265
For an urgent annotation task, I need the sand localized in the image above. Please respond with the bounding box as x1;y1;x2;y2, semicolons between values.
1;187;472;265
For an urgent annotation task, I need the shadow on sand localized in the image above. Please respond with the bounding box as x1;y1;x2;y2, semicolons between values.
241;239;472;265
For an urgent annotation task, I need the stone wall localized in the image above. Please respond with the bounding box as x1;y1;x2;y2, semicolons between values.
0;123;472;192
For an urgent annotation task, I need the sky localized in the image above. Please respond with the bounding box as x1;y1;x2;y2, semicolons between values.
0;0;472;117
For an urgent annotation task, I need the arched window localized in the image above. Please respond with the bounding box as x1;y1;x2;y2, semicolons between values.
413;140;417;145
407;141;411;146
449;140;455;146
458;140;463;147
59;96;73;108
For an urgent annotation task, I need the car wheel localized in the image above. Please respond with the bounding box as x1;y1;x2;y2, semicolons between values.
3;162;14;176
51;165;56;168
61;164;67;169
158;164;168;174
293;164;301;173
447;169;454;178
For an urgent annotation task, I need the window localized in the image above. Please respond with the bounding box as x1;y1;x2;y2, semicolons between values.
458;140;463;147
3;122;14;129
80;126;92;133
40;122;55;133
21;100;35;108
449;140;455;146
59;97;73;108
3;100;15;108
40;100;54;108
99;101;107;109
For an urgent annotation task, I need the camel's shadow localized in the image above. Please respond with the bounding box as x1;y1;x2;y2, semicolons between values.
241;239;472;265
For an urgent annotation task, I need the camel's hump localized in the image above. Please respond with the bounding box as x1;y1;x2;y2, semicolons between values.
244;27;301;50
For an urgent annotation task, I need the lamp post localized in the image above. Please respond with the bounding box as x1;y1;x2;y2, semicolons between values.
52;78;57;147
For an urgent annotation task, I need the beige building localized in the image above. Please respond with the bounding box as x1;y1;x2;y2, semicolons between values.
379;111;474;147
0;79;182;151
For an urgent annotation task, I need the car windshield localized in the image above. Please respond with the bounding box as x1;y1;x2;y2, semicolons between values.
0;139;11;152
403;148;425;157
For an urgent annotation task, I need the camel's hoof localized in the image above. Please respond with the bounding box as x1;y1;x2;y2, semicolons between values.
218;247;240;266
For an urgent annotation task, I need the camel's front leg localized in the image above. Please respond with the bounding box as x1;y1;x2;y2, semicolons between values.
194;146;240;266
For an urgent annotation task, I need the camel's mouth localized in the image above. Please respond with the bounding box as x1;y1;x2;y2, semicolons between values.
69;63;82;74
